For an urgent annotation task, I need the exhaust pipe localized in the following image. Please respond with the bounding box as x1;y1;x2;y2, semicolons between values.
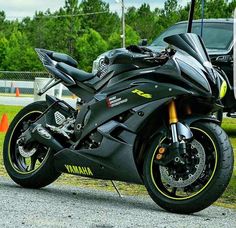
30;124;64;152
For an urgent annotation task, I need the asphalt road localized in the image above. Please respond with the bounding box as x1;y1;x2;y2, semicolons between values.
0;177;235;228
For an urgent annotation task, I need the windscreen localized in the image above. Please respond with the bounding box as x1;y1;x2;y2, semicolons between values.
163;33;210;65
151;22;233;51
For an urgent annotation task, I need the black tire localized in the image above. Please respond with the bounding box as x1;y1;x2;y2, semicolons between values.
143;122;234;214
3;101;61;188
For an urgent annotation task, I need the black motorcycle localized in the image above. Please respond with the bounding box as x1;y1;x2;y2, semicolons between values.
3;33;234;214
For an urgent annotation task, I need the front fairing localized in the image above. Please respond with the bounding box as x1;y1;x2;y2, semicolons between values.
174;50;212;94
164;33;211;65
164;33;221;98
151;50;212;97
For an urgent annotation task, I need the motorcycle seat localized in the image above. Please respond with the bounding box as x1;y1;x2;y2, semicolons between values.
56;62;95;82
51;52;78;68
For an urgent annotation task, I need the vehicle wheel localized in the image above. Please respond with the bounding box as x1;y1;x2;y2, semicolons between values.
143;122;233;214
3;101;61;188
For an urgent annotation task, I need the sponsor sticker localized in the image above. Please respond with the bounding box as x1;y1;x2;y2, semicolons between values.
106;96;128;108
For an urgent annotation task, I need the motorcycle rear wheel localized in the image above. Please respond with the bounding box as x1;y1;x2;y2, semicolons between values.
3;101;61;188
143;121;233;214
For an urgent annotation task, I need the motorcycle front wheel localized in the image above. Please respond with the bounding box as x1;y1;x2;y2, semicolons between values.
143;121;234;214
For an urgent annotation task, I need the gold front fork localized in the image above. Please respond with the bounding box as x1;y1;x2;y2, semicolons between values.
168;100;178;124
168;100;179;143
156;100;179;160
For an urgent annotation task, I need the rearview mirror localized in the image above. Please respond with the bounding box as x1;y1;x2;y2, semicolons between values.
139;39;148;46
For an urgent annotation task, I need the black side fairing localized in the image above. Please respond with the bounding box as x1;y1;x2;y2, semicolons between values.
74;79;192;141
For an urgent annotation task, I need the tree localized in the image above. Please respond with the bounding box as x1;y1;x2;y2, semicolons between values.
0;10;5;25
126;4;159;41
79;0;120;39
63;0;81;55
227;0;236;17
2;30;42;71
0;37;8;70
1;0;236;71
158;0;181;30
205;0;230;18
21;1;81;56
0;10;6;37
179;0;235;20
108;25;140;49
75;28;108;71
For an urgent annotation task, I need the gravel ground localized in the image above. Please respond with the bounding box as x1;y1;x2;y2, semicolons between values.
0;176;235;228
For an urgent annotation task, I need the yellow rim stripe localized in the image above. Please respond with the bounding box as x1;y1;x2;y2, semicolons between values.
150;127;218;200
8;111;49;175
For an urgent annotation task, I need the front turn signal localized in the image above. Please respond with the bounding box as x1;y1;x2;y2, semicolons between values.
220;80;227;99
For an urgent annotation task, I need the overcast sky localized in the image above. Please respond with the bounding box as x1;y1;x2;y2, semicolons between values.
0;0;188;19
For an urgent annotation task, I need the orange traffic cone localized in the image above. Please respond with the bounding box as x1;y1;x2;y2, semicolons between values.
15;88;20;97
0;113;9;133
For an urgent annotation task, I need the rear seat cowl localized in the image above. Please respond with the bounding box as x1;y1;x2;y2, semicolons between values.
52;52;78;68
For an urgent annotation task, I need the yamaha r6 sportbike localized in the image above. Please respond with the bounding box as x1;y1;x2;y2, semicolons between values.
3;33;234;214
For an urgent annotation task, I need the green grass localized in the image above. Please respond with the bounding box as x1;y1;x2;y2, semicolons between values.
217;119;236;208
0;105;22;176
0;105;235;209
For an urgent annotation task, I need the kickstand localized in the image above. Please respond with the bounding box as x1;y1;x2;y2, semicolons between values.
111;181;122;198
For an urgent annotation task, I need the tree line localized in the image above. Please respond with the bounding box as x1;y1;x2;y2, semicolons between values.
0;0;235;73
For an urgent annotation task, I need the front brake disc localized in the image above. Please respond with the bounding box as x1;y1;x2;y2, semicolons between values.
159;139;206;188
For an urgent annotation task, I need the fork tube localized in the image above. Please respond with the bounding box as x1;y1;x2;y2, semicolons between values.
169;100;178;124
171;124;178;143
169;100;179;143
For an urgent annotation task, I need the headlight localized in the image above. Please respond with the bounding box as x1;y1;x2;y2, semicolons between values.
220;80;227;99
